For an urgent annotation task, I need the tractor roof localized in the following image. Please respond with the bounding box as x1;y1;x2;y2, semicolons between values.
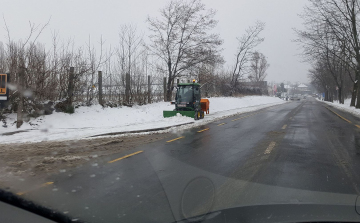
177;83;201;86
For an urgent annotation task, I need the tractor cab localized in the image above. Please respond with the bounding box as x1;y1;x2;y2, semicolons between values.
163;80;209;120
175;83;201;111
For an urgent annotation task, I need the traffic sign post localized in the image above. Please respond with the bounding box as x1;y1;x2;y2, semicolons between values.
0;73;9;109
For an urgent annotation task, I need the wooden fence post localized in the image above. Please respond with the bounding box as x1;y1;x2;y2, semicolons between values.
125;72;130;104
16;65;25;128
67;67;75;105
163;77;167;102
98;71;103;106
148;75;151;104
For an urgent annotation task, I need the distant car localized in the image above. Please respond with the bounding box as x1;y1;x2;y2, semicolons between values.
290;95;300;101
303;95;307;99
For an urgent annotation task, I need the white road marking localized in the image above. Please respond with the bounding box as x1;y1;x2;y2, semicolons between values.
282;124;287;130
264;141;276;154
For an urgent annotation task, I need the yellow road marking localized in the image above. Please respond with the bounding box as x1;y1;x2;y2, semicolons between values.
326;107;351;123
232;115;249;121
264;142;276;154
217;123;225;126
43;182;54;186
166;136;185;143
108;151;143;163
197;128;210;133
16;182;54;196
281;124;287;130
356;125;360;129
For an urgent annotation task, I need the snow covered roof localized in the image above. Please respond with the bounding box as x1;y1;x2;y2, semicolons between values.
298;84;308;88
284;85;291;89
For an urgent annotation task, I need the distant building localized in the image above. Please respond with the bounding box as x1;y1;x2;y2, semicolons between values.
297;83;311;94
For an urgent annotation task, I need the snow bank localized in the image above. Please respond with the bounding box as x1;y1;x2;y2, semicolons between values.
319;98;360;117
1;96;286;144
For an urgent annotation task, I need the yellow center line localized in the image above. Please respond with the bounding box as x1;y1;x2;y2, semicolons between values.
264;141;276;154
281;124;287;130
42;182;54;186
166;136;185;143
197;128;210;133
108;151;143;163
356;125;360;129
217;123;225;126
16;182;54;196
326;107;352;123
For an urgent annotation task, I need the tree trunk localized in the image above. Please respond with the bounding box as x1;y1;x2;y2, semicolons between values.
356;72;360;108
351;81;357;106
325;89;329;101
338;87;343;104
166;77;173;102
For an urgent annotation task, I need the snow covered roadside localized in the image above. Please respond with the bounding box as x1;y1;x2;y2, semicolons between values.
1;96;286;144
318;98;360;118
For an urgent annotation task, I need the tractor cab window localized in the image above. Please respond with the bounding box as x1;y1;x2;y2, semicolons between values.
176;85;193;103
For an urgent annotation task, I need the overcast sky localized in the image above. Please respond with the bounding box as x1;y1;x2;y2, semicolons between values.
2;0;310;84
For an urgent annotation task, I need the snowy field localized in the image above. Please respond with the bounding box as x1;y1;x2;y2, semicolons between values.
319;98;360;118
1;96;286;144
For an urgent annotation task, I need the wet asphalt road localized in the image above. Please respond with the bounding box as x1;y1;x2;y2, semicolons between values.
17;97;360;222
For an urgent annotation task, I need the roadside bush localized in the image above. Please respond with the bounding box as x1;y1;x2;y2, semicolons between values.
54;101;75;114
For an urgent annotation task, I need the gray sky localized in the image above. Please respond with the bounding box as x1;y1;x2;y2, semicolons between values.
2;0;310;83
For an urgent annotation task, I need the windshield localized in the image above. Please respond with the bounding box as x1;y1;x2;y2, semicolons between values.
2;0;360;223
176;86;194;103
176;85;200;103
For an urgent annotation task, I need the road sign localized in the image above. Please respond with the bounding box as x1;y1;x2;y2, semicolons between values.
0;74;9;109
0;74;7;96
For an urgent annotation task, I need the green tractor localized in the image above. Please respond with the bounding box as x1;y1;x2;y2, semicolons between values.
163;81;209;120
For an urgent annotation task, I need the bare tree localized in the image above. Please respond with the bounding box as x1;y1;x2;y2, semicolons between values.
296;0;360;107
231;21;265;91
115;25;144;104
147;0;222;101
248;51;269;82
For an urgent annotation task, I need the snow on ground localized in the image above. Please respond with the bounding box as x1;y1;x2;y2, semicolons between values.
1;96;286;144
318;98;360;118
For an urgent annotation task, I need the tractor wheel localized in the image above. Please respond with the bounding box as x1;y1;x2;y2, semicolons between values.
194;111;200;120
200;111;205;119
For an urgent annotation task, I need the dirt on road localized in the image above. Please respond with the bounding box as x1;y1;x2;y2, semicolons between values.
0;133;171;188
